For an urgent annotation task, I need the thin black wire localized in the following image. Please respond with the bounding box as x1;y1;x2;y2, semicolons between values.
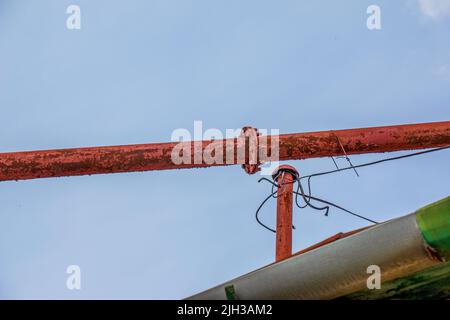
256;178;378;233
295;174;328;212
255;190;278;233
259;177;378;223
272;171;344;214
292;191;377;224
334;134;359;177
301;146;450;181
276;146;448;213
254;146;449;233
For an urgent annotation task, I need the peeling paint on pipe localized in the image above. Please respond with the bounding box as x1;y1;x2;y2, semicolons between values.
0;121;449;181
273;165;298;262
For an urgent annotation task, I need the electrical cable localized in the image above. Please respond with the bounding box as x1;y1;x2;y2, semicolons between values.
254;146;449;233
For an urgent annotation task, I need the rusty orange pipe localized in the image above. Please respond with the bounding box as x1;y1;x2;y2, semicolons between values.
273;165;298;262
0;121;449;182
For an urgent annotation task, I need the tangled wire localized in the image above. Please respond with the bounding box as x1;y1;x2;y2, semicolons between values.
255;146;450;233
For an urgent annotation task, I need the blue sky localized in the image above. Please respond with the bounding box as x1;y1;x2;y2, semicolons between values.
0;0;449;299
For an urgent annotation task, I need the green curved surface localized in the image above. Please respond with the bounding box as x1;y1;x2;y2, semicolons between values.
342;197;450;300
416;196;450;261
342;261;450;300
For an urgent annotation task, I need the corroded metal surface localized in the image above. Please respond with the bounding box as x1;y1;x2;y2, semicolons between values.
273;165;298;262
276;120;450;160
0;121;449;181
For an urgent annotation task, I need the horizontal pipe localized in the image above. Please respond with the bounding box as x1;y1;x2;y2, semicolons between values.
278;120;450;160
0;121;449;181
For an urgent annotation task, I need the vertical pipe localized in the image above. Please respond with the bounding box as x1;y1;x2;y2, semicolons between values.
273;165;298;262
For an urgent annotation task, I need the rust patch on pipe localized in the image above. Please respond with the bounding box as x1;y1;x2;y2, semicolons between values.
0;121;449;181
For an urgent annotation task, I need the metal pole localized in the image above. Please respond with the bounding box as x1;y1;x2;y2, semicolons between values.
273;165;298;262
0;121;449;181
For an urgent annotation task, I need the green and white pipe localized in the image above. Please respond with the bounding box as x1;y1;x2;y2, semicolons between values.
188;197;450;300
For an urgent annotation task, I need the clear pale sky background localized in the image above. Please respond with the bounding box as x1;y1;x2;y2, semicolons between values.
0;0;449;299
